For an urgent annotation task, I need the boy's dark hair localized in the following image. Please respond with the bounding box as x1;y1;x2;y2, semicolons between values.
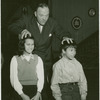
18;35;34;56
61;40;77;51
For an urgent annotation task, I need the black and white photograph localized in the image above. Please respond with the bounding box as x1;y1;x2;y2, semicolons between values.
1;0;99;100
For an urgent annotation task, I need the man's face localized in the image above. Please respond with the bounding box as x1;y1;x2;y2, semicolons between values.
35;7;49;26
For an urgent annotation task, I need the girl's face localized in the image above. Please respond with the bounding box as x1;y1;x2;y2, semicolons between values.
24;39;34;54
63;46;76;60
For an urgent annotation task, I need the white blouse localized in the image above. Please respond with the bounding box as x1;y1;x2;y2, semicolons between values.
10;54;44;95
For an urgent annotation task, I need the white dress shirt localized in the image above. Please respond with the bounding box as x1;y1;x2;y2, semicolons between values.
37;22;43;33
10;54;44;95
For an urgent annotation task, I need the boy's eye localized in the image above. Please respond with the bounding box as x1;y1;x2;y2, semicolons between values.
71;49;73;51
26;44;30;45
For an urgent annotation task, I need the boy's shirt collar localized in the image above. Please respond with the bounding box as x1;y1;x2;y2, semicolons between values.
62;56;75;62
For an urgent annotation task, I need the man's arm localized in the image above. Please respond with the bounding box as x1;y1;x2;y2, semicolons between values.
8;16;31;39
52;19;73;43
8;17;26;35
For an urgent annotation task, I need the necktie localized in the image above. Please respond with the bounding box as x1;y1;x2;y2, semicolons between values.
38;24;43;33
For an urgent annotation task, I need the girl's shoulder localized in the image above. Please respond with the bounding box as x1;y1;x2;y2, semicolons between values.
14;55;21;59
32;54;43;64
10;55;20;62
32;54;41;61
11;55;23;61
32;54;39;58
11;55;19;59
33;54;42;59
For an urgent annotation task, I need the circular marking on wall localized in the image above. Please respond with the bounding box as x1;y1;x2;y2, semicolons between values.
72;16;82;30
88;8;96;17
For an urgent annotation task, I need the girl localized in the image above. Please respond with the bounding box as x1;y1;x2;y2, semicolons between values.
10;35;44;100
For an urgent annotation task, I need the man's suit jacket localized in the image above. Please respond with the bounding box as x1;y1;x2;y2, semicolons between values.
8;15;71;71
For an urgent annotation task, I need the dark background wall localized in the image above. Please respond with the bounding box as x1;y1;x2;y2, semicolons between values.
1;0;48;53
51;0;98;43
50;1;99;99
1;0;99;52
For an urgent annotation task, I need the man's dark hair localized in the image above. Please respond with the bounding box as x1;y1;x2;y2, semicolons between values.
36;3;49;11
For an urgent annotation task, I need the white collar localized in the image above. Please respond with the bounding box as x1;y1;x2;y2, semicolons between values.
21;54;34;60
37;22;43;28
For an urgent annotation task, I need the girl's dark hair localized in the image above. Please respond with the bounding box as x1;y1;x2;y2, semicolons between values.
18;35;34;56
61;40;77;51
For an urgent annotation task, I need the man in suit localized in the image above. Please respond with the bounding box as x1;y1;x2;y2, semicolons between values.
8;3;73;100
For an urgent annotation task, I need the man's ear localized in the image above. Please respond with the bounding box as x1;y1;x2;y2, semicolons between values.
34;11;36;17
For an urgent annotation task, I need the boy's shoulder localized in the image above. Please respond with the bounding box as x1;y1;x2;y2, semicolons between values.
53;58;63;67
74;58;82;64
74;58;83;68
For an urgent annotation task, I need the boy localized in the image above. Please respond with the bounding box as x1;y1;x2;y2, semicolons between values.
51;40;87;100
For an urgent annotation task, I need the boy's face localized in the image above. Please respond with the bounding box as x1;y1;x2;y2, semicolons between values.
63;46;76;60
24;39;34;54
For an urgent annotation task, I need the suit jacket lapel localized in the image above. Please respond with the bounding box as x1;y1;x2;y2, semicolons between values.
31;17;42;43
38;19;51;44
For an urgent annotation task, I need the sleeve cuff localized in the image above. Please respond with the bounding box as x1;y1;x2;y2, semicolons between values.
37;88;42;93
18;90;23;95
